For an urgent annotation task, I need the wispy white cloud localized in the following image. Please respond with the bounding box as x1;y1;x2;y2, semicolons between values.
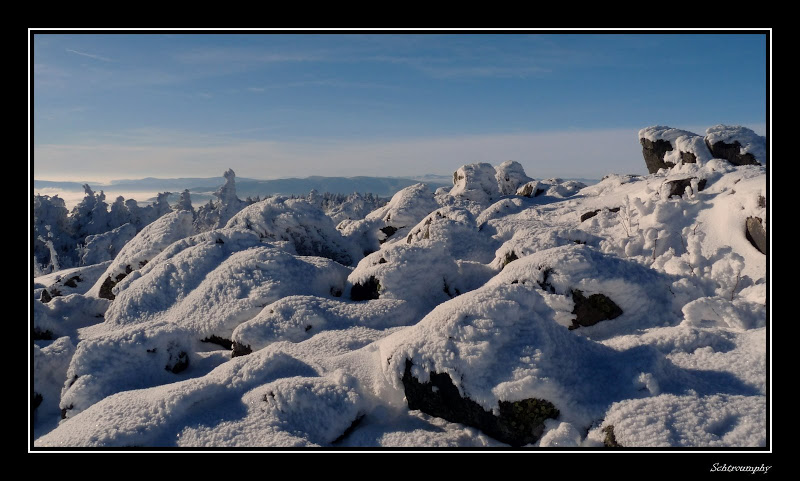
65;48;114;62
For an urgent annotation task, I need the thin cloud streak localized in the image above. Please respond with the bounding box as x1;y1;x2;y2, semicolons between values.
65;48;114;62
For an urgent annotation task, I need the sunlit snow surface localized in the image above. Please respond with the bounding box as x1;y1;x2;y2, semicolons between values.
33;158;768;448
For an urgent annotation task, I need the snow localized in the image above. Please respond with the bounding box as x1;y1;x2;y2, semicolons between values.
706;124;767;164
31;140;768;449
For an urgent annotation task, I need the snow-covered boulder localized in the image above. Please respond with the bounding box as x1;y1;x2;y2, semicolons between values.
705;125;766;166
226;196;362;266
87;210;195;300
639;126;714;173
516;178;587;198
494;160;532;196
80;223;137;266
103;230;351;341
450;163;501;205
231;295;418;355
35;261;112;303
33;337;76;422
364;183;439;243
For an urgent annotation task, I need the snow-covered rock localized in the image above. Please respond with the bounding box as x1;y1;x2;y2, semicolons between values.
494;160;532;196
450;163;501;205
705;124;766;166
86;210;195;300
226;196;362;266
639;126;714;173
80;223;137;266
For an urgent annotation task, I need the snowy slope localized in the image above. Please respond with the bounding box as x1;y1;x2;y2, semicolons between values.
32;141;769;448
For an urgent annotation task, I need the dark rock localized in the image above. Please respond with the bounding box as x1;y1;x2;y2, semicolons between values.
351;276;381;301
569;289;623;330
305;325;313;332
378;257;387;264
99;276;117;300
166;350;189;374
706;139;761;166
48;288;62;299
537;268;556;294
33;392;43;411
379;225;398;239
603;425;622;447
757;195;766;208
501;251;518;269
63;275;81;288
61;404;73;419
330;286;343;297
679;151;697;164
534;188;545;197
139;260;148;268
33;327;55;341
232;341;252;358
640;138;676;173
332;413;366;444
40;289;52;303
215;238;224;244
201;335;233;350
581;210;600;222
608;207;621;213
402;359;559;446
664;177;706;198
745;217;767;255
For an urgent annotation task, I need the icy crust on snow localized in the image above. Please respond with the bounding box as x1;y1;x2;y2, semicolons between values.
232;296;418;352
86;210;194;297
705;124;767;164
586;393;765;447
103;231;351;340
226;196;362;266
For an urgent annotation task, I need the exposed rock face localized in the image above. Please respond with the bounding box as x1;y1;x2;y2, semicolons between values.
581;210;600;222
166;350;189;374
640;138;676;174
569;289;623;330
402;360;559;446
231;341;252;358
201;335;233;350
706;140;761;166
350;276;381;301
745;217;767;255
603;425;622;447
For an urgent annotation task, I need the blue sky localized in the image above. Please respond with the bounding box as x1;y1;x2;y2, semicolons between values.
32;31;768;182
